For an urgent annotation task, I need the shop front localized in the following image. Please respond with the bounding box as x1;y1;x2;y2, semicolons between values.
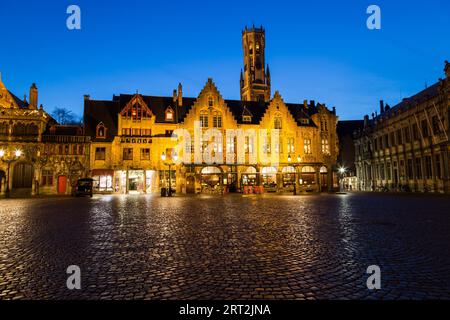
92;169;114;193
114;169;158;194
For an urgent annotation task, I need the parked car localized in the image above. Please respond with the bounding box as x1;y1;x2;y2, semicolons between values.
74;178;94;197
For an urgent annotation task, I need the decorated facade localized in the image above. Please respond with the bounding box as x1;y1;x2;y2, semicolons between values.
84;27;340;194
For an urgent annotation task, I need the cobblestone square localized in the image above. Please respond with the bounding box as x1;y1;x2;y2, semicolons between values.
0;193;450;300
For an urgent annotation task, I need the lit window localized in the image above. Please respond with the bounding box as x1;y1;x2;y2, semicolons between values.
140;148;150;160
321;138;330;155
243;115;252;123
287;138;295;154
213;111;222;128
165;108;174;121
304;139;311;154
200;110;209;128
96;123;106;138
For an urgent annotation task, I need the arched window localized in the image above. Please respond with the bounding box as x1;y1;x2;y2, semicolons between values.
200;110;209;128
213;111;222;128
321;138;330;155
13;123;26;136
96;122;107;138
208;96;214;107
301;166;315;173
26;124;39;135
274;116;282;129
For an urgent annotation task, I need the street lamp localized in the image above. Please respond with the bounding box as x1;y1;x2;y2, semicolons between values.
288;154;301;195
338;166;347;192
0;148;23;198
161;151;177;197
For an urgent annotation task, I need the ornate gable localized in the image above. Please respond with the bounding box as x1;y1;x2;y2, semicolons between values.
120;94;153;120
0;76;19;109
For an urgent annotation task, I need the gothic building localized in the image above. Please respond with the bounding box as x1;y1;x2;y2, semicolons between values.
84;27;340;194
0;76;90;197
354;61;450;193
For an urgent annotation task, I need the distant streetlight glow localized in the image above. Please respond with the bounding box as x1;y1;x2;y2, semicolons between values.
15;149;22;157
161;152;166;161
0;149;4;158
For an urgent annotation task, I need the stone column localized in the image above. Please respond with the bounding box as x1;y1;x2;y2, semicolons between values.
0;176;5;195
143;169;147;194
125;169;129;194
315;166;321;192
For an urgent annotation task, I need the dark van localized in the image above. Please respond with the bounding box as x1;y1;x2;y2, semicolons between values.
74;178;94;197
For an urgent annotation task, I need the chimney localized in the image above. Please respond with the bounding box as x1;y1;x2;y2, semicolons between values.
310;100;315;107
177;83;183;106
303;100;308;107
29;83;38;109
172;89;177;103
379;100;384;114
364;115;369;127
84;94;90;101
445;60;450;78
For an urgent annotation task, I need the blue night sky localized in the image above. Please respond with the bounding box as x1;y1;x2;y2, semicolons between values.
0;0;449;120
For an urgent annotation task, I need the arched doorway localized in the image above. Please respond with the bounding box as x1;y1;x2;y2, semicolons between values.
320;166;328;190
13;162;33;189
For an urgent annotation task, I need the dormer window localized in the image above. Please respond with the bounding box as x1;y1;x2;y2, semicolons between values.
165;107;174;121
96;122;107;138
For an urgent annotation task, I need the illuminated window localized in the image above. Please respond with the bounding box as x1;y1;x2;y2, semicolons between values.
140;148;150;160
213;111;222;128
200;110;209;128
321;138;330;155
165;108;174;121
287;138;295;154
96;122;106;138
243;115;252;123
304;139;312;154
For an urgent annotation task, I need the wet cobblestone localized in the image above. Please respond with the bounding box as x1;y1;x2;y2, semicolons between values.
0;193;450;300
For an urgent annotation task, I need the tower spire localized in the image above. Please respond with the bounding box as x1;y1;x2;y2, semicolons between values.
240;26;270;102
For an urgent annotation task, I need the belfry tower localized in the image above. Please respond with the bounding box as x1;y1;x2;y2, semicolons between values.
240;25;271;102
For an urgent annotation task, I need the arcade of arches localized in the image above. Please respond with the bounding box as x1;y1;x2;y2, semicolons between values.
180;164;335;194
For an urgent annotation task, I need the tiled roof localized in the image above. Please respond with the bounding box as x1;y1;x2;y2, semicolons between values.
84;94;326;139
8;91;28;108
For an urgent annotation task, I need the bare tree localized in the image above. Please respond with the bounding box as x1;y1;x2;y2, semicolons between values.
51;107;81;125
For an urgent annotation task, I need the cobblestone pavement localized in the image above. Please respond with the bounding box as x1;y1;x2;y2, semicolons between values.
0;193;450;300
